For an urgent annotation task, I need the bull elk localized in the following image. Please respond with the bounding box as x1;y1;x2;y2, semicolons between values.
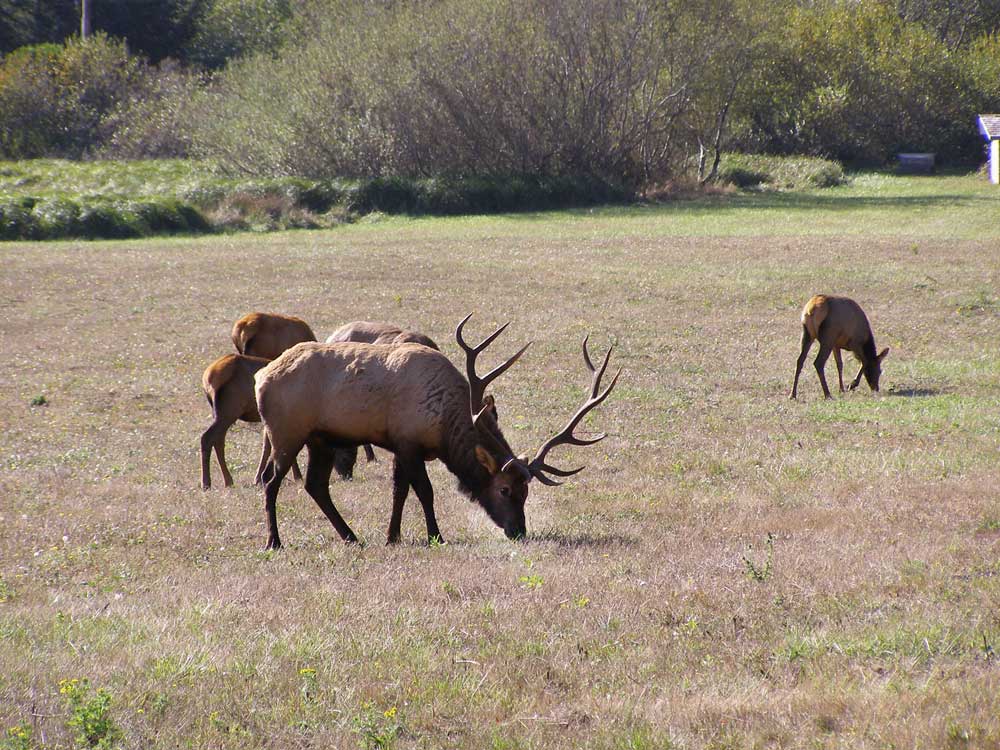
200;354;303;489
790;295;889;399
254;314;620;549
327;321;443;465
232;312;316;359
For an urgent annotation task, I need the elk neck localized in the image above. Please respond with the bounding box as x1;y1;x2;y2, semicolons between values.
439;404;515;497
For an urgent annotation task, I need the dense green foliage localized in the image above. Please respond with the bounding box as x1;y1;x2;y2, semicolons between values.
0;0;999;186
0;34;199;160
733;3;994;163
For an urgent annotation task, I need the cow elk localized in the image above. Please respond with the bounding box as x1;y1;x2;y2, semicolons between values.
254;314;620;549
790;295;889;399
232;312;316;360
326;320;439;350
200;354;302;489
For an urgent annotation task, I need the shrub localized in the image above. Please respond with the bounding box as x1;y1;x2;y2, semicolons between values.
190;0;692;187
0;35;200;160
733;3;987;164
0;45;65;158
98;59;202;160
718;154;846;189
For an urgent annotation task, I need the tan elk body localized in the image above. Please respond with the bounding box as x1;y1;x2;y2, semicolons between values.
326;320;439;350
790;295;889;399
199;311;314;489
200;354;302;489
232;312;316;359
326;321;442;466
254;315;619;549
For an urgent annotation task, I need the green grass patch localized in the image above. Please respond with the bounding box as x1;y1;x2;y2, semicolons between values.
0;159;628;240
807;393;1000;438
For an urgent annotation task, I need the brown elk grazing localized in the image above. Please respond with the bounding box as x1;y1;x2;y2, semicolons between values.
254;314;620;549
231;312;316;360
326;320;439;350
326;321;443;466
200;354;303;489
790;295;889;400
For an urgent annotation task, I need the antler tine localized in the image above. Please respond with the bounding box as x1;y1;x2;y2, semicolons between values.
527;338;622;484
455;313;531;412
582;335;613;399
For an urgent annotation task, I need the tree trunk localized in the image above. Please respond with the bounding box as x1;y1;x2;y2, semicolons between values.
80;0;92;39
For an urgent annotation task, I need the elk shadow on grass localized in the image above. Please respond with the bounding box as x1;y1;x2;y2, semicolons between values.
527;529;638;549
885;386;945;398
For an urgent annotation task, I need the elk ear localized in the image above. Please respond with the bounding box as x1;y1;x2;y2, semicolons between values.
475;445;499;475
877;347;890;361
483;394;495;411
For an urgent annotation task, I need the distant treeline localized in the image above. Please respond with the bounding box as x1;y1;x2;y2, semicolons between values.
1;0;998;190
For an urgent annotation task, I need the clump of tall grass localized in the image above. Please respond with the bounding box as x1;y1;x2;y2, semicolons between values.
718;153;847;189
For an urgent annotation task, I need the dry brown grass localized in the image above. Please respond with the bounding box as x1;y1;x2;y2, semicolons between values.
1;203;999;749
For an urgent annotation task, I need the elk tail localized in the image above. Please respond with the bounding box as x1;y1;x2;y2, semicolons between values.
802;296;828;341
203;356;239;415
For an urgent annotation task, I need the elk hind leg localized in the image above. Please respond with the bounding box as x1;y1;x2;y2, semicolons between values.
833;348;845;393
304;439;359;544
263;454;296;551
258;432;303;484
201;397;242;489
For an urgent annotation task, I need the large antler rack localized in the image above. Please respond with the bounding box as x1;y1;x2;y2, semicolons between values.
505;335;621;486
455;313;531;417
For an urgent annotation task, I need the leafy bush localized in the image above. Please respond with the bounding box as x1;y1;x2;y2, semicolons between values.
0;44;65;159
732;3;988;164
0;35;200;160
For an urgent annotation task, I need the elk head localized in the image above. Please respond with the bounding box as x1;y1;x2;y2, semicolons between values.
456;314;621;539
854;347;890;392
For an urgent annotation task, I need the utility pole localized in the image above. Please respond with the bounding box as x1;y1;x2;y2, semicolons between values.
81;0;92;39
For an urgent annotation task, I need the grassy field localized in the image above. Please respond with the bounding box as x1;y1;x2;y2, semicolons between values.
1;173;999;749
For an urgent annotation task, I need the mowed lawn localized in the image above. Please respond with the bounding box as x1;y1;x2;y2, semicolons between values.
1;174;999;749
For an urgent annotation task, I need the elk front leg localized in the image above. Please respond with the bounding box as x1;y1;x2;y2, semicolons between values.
849;364;865;390
833;348;845;393
364;444;377;462
790;326;812;399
